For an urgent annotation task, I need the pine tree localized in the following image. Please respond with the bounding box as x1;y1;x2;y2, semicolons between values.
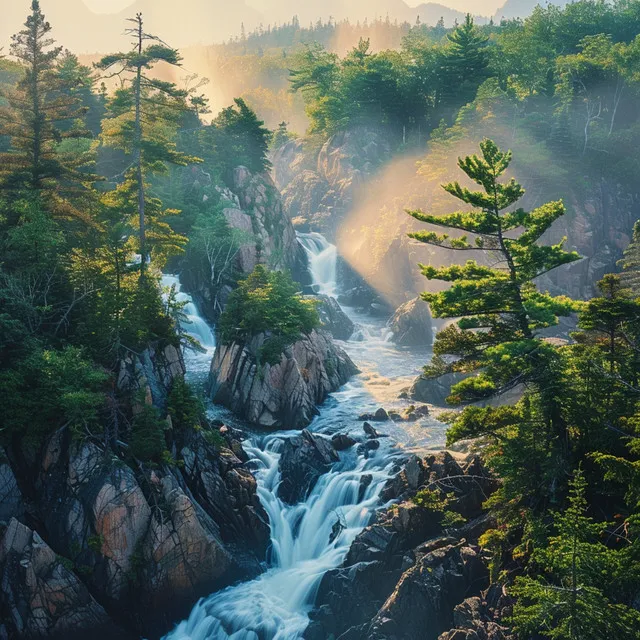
438;14;490;115
96;13;199;277
511;468;640;640
407;139;580;428
0;1;94;220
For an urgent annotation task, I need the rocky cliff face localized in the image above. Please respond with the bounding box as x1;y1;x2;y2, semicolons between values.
0;421;268;639
305;451;498;640
183;166;309;321
388;297;433;347
273;127;391;236
209;330;358;429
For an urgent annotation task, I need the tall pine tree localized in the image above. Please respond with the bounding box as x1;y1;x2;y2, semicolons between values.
96;13;199;277
407;139;580;438
0;0;95;222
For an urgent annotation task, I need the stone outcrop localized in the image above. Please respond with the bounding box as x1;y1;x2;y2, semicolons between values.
274;127;391;234
407;372;468;406
0;518;125;640
182;165;309;322
116;342;186;409
209;329;358;429
312;294;355;340
305;452;497;640
0;451;24;523
2;423;268;638
389;297;433;347
278;430;339;504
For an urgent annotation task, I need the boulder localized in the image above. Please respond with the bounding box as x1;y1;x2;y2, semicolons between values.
389;297;433;347
278;430;339;504
209;329;358;429
409;372;469;406
311;294;355;340
0;518;124;639
359;408;389;423
331;433;357;451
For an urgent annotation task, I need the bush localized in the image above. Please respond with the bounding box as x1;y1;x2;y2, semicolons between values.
219;265;319;364
130;405;167;462
167;378;203;432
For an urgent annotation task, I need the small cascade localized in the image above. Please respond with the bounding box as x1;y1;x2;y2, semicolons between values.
297;232;338;297
161;275;216;377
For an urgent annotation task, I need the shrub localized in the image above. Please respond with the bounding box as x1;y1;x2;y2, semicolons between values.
219;265;319;364
130;405;167;462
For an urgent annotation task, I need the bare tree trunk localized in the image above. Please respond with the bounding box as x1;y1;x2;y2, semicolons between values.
134;13;146;278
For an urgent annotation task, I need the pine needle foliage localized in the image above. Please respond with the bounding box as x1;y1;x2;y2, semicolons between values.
408;139;581;406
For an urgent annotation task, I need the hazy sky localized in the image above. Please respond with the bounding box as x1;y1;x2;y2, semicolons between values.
83;0;506;15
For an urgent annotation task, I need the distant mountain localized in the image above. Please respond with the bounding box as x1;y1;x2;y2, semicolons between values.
494;0;571;21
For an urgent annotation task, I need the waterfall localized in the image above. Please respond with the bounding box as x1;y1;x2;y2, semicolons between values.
161;275;216;376
297;232;338;297
163;234;438;640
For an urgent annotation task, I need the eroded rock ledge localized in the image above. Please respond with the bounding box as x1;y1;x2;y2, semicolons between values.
208;329;358;429
305;451;499;640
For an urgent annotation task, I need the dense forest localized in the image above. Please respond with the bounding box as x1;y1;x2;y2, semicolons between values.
2;1;640;639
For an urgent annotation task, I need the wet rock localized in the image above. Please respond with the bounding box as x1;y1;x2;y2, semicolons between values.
409;372;469;406
360;408;389;423
278;430;339;504
358;474;373;501
0;518;123;639
209;330;358;429
180;429;270;554
310;294;355;340
331;433;357;451
389;297;433;347
389;404;431;422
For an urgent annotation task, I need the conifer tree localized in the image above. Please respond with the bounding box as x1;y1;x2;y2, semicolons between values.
0;1;94;220
96;14;199;277
438;14;490;114
511;468;640;639
621;220;640;294
407;139;580;431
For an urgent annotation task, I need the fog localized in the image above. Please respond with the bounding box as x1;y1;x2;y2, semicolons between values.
0;0;543;54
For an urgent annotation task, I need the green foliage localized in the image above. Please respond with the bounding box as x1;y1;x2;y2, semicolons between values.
167;378;203;432
219;265;319;364
409;139;580;407
510;469;640;640
202;98;272;185
130;404;167;462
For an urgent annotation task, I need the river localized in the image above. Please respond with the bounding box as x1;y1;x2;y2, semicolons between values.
161;233;445;640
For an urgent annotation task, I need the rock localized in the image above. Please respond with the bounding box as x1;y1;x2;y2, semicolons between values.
0;518;124;639
0;452;24;523
389;297;433;347
359;408;389;423
278;430;339;504
363;422;379;438
209;329;358;429
331;433;357;451
180;429;270;555
367;544;485;640
117;342;186;409
389;404;430;422
310;294;355;340
409;372;470;406
138;474;234;619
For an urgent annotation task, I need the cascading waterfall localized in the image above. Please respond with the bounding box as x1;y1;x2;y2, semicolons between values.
163;234;436;640
297;232;338;297
161;275;216;376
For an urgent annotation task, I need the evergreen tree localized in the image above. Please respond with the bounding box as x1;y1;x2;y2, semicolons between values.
511;468;640;639
96;13;199;277
621;220;640;294
438;14;490;115
0;1;94;220
408;139;580;459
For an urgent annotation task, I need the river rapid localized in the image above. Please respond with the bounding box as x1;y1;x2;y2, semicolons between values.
161;232;445;640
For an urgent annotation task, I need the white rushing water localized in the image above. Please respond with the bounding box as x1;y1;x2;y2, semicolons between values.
163;234;444;640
